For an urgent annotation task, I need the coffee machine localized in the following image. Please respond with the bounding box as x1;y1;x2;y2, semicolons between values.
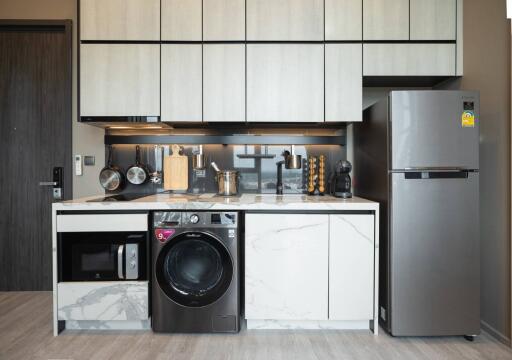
330;160;352;198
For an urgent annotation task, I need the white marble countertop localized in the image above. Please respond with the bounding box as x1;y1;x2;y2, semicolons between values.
53;193;379;212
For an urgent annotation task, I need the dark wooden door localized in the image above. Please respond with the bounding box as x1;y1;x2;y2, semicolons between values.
0;21;72;291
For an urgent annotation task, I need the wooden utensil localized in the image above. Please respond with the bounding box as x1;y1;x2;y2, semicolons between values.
164;145;189;191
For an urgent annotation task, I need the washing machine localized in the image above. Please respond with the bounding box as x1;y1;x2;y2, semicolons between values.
152;211;240;333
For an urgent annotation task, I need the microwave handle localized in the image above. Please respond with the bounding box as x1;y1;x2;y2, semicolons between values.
118;245;124;279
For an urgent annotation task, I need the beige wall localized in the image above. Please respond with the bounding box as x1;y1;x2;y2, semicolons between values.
0;0;105;198
439;0;511;344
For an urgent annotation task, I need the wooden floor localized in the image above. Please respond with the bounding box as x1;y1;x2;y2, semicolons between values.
1;292;511;360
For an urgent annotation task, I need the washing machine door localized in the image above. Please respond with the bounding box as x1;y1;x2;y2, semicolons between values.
156;231;233;307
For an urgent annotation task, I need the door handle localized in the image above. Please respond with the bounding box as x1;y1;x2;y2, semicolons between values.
39;182;58;186
118;245;124;279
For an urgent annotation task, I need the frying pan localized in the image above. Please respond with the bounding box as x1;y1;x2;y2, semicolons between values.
99;145;125;191
126;145;150;185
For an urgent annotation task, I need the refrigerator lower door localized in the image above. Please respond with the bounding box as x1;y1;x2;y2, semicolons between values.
390;171;480;336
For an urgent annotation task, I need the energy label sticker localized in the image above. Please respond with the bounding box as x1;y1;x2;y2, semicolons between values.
461;111;475;128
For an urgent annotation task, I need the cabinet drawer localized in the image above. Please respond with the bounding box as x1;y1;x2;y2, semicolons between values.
57;214;148;232
80;0;160;40
363;44;456;76
57;281;149;321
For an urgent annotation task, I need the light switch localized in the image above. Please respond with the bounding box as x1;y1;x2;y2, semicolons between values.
84;156;95;166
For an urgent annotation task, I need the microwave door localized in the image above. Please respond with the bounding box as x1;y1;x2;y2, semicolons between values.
118;244;125;279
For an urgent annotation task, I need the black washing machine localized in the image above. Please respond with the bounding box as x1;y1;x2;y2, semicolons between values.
152;211;240;333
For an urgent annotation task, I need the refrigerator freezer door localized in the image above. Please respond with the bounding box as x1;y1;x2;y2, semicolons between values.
390;172;480;336
390;91;479;170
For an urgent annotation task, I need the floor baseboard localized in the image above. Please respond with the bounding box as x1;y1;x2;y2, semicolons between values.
481;320;511;347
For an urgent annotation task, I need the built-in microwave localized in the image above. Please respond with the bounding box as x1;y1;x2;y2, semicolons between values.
58;232;148;281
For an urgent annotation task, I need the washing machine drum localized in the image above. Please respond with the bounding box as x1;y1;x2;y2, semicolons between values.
156;231;233;307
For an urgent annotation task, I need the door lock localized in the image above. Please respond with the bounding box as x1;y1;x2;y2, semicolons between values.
39;167;63;200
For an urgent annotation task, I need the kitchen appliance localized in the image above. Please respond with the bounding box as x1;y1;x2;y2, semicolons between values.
164;145;189;191
152;211;240;333
58;226;148;281
354;90;480;338
99;145;125;191
276;146;302;195
330;160;352;198
127;145;150;185
211;162;240;196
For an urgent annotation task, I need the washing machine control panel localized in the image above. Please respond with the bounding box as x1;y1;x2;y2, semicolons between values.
153;212;238;229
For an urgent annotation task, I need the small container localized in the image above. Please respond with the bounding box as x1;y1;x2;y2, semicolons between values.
211;162;240;196
216;170;240;196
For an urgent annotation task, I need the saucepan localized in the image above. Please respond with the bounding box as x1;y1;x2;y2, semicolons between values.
211;162;240;196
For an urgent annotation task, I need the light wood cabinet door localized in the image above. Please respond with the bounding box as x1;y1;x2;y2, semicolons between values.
363;44;456;76
80;0;160;40
325;44;362;122
161;45;202;123
329;215;374;320
203;0;245;40
203;44;245;122
247;44;324;123
245;214;329;320
410;0;457;40
325;0;362;40
363;0;409;40
161;0;202;40
80;44;160;117
246;0;324;40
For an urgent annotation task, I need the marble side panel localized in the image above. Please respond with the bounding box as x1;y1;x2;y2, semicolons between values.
65;320;151;330
57;282;149;321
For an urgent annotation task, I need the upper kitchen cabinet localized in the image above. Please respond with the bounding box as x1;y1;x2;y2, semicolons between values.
80;44;160;117
161;45;202;123
247;44;324;123
325;0;362;40
80;0;160;40
410;0;457;40
363;44;456;76
203;44;245;123
203;0;245;41
161;0;202;41
246;0;324;41
325;44;362;122
363;0;409;40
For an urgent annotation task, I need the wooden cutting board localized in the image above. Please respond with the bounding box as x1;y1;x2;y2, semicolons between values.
163;145;188;191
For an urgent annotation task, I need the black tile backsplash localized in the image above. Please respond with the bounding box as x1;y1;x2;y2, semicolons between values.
105;144;346;195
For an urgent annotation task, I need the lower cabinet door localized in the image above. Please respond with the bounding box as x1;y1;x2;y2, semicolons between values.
329;214;374;320
245;214;329;320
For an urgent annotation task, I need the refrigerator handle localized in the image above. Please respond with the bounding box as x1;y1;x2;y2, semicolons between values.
403;167;470;172
404;171;470;180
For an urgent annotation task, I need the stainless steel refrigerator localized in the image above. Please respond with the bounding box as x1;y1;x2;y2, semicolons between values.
354;90;480;337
